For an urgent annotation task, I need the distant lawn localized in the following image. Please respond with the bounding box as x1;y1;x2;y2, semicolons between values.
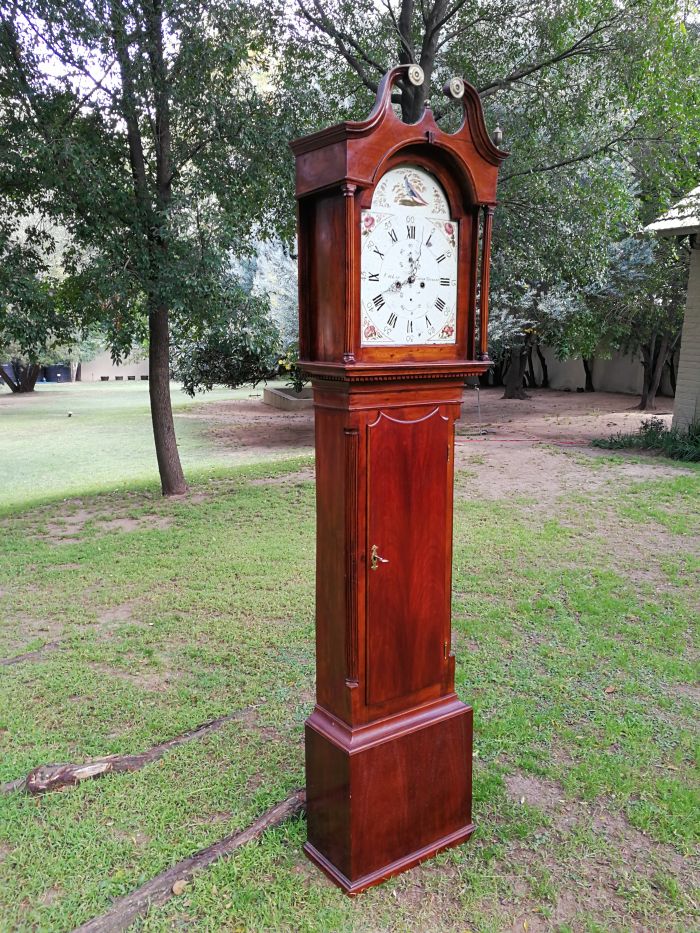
0;451;697;931
0;380;288;511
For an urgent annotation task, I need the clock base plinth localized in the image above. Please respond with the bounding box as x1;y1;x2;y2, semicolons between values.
304;696;473;895
304;823;475;896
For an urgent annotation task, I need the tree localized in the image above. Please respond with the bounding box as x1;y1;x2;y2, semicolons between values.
0;0;289;493
0;214;69;391
590;236;689;410
280;0;700;397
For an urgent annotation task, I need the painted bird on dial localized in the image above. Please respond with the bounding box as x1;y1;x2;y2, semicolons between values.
401;175;429;206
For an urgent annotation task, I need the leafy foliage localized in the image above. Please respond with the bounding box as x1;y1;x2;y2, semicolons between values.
0;0;293;487
593;417;700;461
170;281;280;396
277;342;308;393
280;0;700;397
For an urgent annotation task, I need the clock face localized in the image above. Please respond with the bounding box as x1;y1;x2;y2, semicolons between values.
360;165;458;346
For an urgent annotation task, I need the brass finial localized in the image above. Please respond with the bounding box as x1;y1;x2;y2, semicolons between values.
442;76;465;100
407;65;424;86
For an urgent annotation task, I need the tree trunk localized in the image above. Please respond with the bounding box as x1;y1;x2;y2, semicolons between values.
527;344;538;389
502;345;531;399
111;0;186;497
0;367;19;392
638;339;653;410
2;360;40;392
487;356;504;386
582;357;595;392
535;342;549;388
638;335;668;411
149;305;187;496
667;352;676;395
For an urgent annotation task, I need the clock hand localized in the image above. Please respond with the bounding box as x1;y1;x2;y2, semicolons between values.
413;230;425;269
405;231;425;282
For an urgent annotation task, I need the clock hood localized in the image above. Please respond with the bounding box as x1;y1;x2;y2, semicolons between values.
290;64;508;205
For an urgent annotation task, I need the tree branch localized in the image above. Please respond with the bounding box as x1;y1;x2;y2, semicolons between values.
478;14;627;99
72;789;306;933
380;0;414;62
500;121;643;183
296;0;386;92
2;707;260;795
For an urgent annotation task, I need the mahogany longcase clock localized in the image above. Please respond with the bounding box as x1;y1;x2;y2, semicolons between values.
290;64;507;895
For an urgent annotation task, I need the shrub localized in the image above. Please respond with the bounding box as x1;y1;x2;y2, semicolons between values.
592;417;700;462
278;343;308;394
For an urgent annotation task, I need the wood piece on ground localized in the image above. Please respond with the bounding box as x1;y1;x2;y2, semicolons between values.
1;707;259;795
72;789;306;933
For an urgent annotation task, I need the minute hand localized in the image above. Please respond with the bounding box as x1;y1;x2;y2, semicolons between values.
410;231;425;274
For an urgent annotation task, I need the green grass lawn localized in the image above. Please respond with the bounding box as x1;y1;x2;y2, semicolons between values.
0;388;698;931
0;381;289;512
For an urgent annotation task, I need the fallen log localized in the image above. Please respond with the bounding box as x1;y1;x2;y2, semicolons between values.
1;707;259;795
72;788;306;933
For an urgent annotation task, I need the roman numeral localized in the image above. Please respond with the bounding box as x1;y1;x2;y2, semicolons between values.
407;320;413;334
388;228;398;242
426;233;433;247
387;313;398;328
373;294;385;309
369;272;379;281
436;254;446;264
440;277;450;286
373;246;384;259
407;225;416;239
425;315;432;327
435;297;446;312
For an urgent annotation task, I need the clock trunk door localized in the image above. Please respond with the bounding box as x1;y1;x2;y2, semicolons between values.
366;408;451;708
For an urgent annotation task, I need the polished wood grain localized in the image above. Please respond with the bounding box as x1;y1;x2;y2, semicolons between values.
293;64;506;894
366;407;449;707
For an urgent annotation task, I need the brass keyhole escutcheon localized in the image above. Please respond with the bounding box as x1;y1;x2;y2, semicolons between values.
370;544;389;571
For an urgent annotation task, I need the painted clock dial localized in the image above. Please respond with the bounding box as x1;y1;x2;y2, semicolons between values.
360;165;458;346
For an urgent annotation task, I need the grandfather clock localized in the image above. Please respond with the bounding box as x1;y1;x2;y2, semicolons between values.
291;65;507;895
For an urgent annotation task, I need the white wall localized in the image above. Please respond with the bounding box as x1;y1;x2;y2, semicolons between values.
536;348;675;397
79;351;149;382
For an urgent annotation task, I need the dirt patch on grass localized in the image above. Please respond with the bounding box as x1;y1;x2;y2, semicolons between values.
89;661;177;692
458;388;674;444
0;843;14;863
183;398;315;458
500;771;695;931
249;468;315;486
184;492;209;504
98;601;138;627
671;683;700;702
0;614;64;662
43;507;105;540
592;808;688;875
504;773;565;816
38;884;63;907
191;810;233;826
454;442;690;511
453;389;692;516
0;641;61;667
97;515;173;533
36;506;173;543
